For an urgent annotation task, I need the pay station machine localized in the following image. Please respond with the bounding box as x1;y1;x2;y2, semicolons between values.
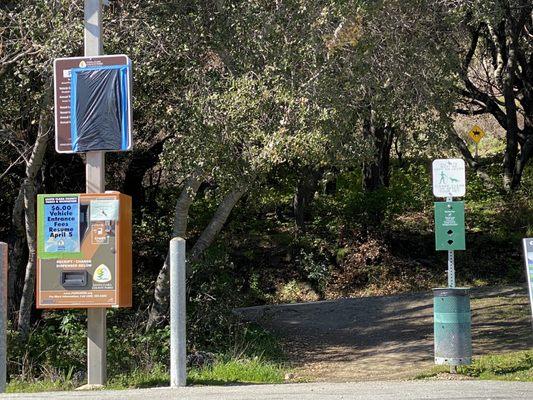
36;192;132;308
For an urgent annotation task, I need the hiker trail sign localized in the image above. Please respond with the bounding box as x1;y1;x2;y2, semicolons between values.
432;159;466;198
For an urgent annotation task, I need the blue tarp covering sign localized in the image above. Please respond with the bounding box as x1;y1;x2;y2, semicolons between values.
70;65;131;152
43;196;80;254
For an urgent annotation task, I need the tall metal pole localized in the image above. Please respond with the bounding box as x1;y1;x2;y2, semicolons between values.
445;196;456;373
84;0;107;386
446;196;455;288
0;242;7;393
170;238;187;387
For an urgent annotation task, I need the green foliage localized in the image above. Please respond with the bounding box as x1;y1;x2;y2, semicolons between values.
388;164;433;213
7;311;170;383
106;364;169;390
336;163;432;229
459;351;533;378
7;308;284;389
8;355;287;392
418;351;533;382
8;312;86;380
297;249;330;293
466;162;532;242
7;377;76;393
188;358;285;385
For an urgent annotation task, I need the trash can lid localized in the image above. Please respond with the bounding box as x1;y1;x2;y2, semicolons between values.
433;287;470;297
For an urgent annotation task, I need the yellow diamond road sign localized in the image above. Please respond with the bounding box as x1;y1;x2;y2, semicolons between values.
468;125;485;143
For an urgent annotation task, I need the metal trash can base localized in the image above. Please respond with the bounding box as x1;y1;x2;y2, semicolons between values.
433;287;472;366
435;356;472;366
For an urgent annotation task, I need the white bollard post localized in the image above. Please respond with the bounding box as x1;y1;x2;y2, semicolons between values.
170;238;186;387
0;242;7;393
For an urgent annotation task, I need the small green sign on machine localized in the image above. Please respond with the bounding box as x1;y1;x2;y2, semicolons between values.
434;201;465;251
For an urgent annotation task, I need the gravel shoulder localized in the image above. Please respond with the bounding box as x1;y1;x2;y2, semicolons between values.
235;286;533;381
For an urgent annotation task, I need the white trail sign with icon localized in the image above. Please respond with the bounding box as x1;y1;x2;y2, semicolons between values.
432;159;466;198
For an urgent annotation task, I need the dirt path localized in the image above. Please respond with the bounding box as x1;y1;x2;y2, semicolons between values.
236;286;533;382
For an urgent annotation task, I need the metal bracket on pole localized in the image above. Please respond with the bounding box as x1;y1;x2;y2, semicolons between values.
0;243;7;393
84;0;107;387
170;238;187;387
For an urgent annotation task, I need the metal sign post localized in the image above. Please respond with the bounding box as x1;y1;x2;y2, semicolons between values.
432;159;471;370
432;159;466;287
435;198;465;287
0;242;7;393
51;0;133;388
446;197;455;288
84;0;106;387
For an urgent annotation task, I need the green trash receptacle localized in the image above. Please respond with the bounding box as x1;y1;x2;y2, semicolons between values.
433;287;472;365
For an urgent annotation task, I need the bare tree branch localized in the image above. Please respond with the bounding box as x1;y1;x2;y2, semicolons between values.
0;152;25;181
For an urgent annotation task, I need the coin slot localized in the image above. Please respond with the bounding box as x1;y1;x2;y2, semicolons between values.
60;271;87;287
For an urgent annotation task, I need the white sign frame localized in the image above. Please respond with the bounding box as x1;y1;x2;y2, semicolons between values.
522;238;533;324
432;159;466;198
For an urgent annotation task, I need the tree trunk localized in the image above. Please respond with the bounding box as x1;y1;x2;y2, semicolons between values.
189;185;247;263
8;190;27;317
501;69;519;191
493;22;520;191
460;15;532;191
360;109;394;229
511;119;533;189
122;137;168;207
146;170;203;330
362;115;394;192
17;99;51;339
449;129;478;169
293;167;322;232
511;76;533;189
17;183;37;339
449;129;500;191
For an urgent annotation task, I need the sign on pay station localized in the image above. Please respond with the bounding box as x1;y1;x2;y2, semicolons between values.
36;192;132;308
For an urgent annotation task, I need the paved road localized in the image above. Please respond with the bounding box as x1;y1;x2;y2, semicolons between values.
236;286;533;381
3;381;533;400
